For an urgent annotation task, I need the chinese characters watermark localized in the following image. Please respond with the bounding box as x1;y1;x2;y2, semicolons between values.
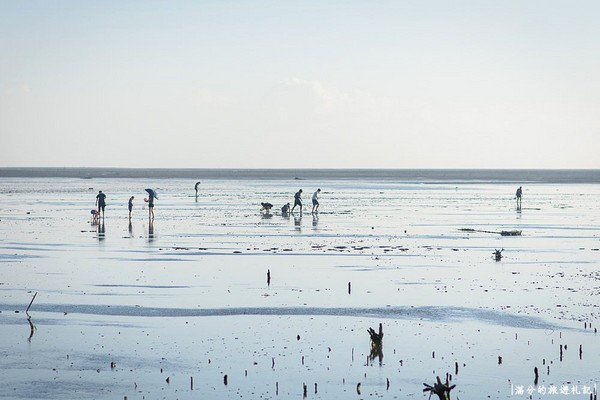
512;384;597;396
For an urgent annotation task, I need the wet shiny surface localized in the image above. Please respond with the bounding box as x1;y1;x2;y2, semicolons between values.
1;177;599;398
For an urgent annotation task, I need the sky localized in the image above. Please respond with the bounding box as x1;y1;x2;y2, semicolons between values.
1;0;599;169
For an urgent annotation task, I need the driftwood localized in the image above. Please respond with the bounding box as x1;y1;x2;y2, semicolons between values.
460;228;521;236
368;323;384;345
26;292;38;313
423;375;456;400
494;249;503;261
367;323;384;365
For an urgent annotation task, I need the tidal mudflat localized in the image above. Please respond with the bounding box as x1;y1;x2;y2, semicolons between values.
1;176;599;399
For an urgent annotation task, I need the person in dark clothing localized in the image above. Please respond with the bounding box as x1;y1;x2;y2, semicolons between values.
128;196;134;219
291;189;303;212
96;191;107;218
147;192;155;221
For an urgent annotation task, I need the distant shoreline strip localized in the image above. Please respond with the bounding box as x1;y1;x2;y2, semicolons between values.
1;167;599;183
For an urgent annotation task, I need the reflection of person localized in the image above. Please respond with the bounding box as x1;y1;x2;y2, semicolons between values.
97;221;105;241
291;189;303;212
148;221;154;242
96;191;106;218
515;186;522;208
128;196;134;219
311;188;321;213
294;214;302;229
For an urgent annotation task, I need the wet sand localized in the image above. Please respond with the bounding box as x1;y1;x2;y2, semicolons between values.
1;177;599;399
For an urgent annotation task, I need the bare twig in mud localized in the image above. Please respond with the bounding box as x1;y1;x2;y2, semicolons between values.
26;292;38;313
423;375;456;400
367;323;384;365
560;344;564;362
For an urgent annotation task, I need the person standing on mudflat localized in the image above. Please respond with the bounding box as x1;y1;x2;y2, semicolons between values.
312;188;321;213
144;188;158;221
96;191;107;218
291;189;303;213
515;186;522;208
147;191;156;221
128;196;134;220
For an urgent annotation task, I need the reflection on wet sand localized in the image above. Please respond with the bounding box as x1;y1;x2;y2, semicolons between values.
97;222;105;241
294;213;302;230
3;177;600;400
26;313;36;343
148;221;154;242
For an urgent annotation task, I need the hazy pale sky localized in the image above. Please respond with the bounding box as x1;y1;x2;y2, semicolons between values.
1;1;599;169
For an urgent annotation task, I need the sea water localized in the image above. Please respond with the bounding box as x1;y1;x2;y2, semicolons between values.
0;169;599;399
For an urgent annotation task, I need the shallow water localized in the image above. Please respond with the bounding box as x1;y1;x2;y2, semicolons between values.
1;177;599;399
